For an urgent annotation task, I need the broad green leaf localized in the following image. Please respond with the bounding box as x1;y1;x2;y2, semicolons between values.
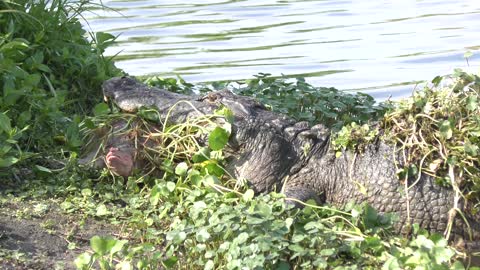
235;232;249;244
464;140;478;156
90;236;118;256
382;257;400;270
215;107;234;123
451;261;466;270
74;253;93;269
193;201;207;212
205;260;215;270
467;96;478;111
0;39;29;52
0;156;18;167
208;126;229;151
137;108;160;122
83;118;96;129
166;231;186;244
166;181;176;192
195;229;210;242
0;112;12;133
204;161;224;177
35;165;52;173
439;120;452;139
276;261;291;270
96;32;115;44
81;188;92;197
161;159;174;174
364;205;378;226
285;218;294;229
37;64;51;73
60;201;74;212
150;185;161;206
93;103;110;116
109;239;127;255
96;204;109;216
242;189;254;201
18;110;31;127
192;147;210;163
188;169;202;186
431;75;443;86
0;145;12;155
175;162;188;176
202;175;221;187
163;256;178;268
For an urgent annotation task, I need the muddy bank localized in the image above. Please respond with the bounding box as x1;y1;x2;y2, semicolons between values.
0;200;119;270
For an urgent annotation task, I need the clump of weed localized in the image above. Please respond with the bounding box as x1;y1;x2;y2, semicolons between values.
331;122;380;157
380;70;480;226
80;103;236;189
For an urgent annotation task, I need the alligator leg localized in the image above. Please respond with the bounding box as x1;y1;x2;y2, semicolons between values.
283;185;324;207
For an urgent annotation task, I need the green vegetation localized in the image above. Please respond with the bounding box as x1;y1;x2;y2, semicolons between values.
331;70;480;224
0;0;121;168
145;73;391;131
383;71;480;194
0;1;479;269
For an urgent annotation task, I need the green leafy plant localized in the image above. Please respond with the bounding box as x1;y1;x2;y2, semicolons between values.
331;122;379;157
232;73;391;130
381;71;480;217
144;73;391;131
0;0;121;166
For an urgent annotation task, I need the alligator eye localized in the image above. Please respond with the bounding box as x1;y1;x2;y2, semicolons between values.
205;92;218;102
122;77;137;86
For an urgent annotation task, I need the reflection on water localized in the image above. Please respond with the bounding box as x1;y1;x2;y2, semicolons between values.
87;0;480;99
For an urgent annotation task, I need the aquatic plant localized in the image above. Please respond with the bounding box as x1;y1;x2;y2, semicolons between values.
145;73;392;131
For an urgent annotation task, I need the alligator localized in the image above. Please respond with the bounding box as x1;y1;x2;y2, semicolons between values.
96;76;480;250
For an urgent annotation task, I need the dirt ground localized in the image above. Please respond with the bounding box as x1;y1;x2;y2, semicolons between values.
0;200;117;270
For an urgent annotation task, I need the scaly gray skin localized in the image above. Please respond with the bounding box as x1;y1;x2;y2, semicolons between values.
102;76;480;247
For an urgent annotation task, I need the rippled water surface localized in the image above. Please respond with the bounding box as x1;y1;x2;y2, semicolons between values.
88;0;480;99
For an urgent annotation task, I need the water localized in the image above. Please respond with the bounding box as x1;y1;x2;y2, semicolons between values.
87;0;480;100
